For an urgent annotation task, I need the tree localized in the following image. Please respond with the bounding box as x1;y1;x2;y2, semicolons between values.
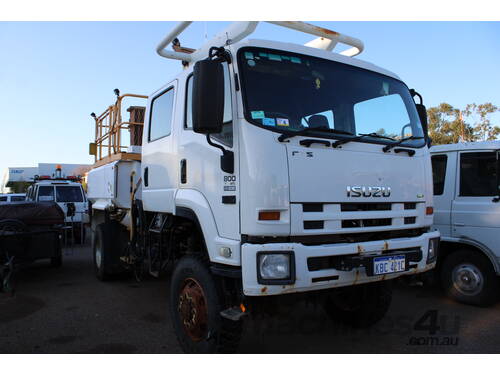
463;103;500;141
427;103;474;145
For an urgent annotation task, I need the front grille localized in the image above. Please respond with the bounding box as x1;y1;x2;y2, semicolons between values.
342;218;392;228
404;217;416;224
341;203;391;211
303;203;323;212
293;201;423;237
304;221;324;230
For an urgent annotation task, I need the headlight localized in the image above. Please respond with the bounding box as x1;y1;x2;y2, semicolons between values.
427;238;439;264
257;252;295;285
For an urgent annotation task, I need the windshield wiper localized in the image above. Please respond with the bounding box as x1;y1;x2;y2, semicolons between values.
278;127;354;142
382;136;425;152
332;132;396;148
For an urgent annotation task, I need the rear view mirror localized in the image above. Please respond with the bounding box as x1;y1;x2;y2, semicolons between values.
192;59;224;134
416;103;428;134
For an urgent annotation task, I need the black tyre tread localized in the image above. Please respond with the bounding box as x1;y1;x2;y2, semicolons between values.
441;250;499;307
325;281;392;328
170;254;242;353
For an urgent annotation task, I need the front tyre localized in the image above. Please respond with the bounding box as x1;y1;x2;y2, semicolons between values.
324;281;393;328
170;255;242;353
441;250;499;306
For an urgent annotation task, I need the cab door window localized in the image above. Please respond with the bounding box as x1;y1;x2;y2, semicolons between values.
149;87;175;142
459;152;498;196
185;62;233;147
38;186;55;201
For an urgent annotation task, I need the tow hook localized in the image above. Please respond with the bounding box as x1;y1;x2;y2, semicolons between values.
220;304;247;321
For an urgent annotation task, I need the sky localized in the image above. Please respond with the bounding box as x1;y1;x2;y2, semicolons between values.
0;21;499;177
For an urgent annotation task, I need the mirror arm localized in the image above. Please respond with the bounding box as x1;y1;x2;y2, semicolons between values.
206;134;234;174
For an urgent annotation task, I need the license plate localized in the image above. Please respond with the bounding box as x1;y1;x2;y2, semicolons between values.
373;255;406;275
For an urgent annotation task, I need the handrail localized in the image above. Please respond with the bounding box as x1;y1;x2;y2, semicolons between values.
155;21;364;64
91;93;148;163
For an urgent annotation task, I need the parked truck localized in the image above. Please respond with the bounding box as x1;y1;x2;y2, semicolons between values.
431;141;500;306
86;21;440;353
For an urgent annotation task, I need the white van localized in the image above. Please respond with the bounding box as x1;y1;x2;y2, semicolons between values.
431;141;500;306
0;193;26;203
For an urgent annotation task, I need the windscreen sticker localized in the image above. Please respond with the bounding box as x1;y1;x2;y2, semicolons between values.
276;118;289;127
247;59;256;67
290;56;302;64
281;55;291;61
262;118;276;126
244;51;254;59
259;52;268;58
268;54;282;61
251;110;265;119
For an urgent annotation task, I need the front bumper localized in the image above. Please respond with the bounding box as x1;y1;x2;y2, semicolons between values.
241;230;440;296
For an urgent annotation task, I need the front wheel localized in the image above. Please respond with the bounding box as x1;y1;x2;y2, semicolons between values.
441;250;499;306
170;255;242;353
324;281;393;328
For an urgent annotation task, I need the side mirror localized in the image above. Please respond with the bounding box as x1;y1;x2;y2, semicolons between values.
192;59;224;134
416;103;428;135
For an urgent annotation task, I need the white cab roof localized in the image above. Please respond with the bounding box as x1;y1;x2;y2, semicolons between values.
431;140;500;153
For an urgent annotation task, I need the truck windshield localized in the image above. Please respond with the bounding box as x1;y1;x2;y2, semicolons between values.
56;186;84;202
237;47;425;148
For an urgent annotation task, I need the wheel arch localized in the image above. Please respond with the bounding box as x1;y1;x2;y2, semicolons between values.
439;237;500;275
175;189;240;266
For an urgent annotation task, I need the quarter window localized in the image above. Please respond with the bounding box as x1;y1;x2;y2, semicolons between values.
431;155;448;196
149;87;175;142
460;152;498;196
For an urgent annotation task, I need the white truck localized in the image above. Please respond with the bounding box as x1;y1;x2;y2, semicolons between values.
431;141;500;306
86;21;440;353
26;171;89;244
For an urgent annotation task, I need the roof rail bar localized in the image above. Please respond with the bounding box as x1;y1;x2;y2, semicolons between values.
155;21;364;64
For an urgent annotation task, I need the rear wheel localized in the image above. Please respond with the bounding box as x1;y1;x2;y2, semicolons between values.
170;255;242;353
324;281;393;328
441;250;499;306
93;222;128;281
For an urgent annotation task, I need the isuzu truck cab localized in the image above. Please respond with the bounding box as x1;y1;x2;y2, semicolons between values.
86;21;440;353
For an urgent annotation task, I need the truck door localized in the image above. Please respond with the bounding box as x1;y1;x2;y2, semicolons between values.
141;80;178;213
178;63;240;240
451;150;500;257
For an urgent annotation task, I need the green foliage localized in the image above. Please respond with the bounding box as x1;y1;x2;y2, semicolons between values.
427;102;499;145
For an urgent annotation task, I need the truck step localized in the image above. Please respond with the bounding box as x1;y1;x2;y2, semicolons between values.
220;306;247;321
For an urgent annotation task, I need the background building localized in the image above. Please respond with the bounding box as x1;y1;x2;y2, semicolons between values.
0;163;91;193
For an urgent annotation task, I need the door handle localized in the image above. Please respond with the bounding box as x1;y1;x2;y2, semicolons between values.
180;159;187;184
144;167;149;187
454;223;465;227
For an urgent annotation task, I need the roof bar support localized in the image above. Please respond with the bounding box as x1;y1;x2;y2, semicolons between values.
155;21;364;63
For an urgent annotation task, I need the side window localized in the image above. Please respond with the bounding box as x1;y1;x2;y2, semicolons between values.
431;155;447;196
149;87;175;142
0;196;6;202
38;186;55;201
460;152;498;196
185;63;233;147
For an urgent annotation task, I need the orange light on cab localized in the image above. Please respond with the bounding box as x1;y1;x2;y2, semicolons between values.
426;206;434;215
258;211;281;221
